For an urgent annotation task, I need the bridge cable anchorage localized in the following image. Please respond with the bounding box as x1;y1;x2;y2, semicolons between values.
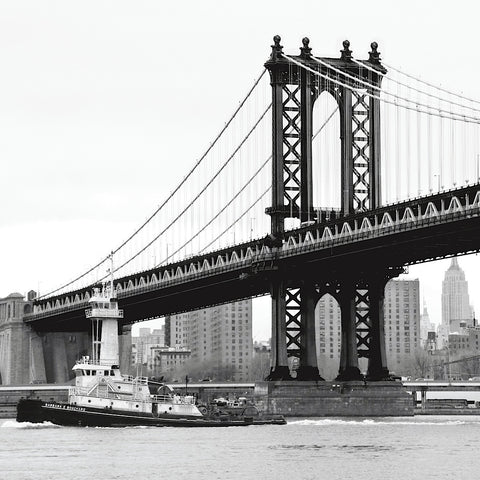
38;70;268;299
309;55;480;121
283;55;480;124
383;61;480;106
350;57;480;114
95;104;272;283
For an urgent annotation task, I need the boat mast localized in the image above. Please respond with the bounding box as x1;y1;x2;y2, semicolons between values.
109;251;114;297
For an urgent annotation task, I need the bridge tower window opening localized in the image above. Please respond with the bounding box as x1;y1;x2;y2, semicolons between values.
312;90;341;215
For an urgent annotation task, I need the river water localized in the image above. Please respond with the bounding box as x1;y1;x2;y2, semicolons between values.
1;416;480;479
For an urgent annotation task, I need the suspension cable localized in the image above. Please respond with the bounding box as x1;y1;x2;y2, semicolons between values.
310;56;480;122
383;62;480;106
96;104;272;283
350;58;480;114
284;55;480;124
158;106;338;265
159;156;272;265
199;187;271;253
39;70;267;299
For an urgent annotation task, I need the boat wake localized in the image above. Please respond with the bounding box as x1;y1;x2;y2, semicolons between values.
1;420;61;429
287;418;470;426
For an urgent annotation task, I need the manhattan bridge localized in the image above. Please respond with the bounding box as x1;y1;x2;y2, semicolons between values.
24;36;480;383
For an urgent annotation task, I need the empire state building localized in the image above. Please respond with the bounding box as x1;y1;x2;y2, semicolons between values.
441;257;472;332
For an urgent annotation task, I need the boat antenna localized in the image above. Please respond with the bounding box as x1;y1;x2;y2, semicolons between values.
109;251;114;298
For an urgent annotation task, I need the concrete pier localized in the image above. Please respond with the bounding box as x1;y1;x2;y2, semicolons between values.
253;381;414;417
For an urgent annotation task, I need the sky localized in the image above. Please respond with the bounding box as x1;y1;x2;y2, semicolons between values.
1;0;480;340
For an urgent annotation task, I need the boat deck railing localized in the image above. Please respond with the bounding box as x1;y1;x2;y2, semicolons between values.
69;386;149;402
121;375;149;384
151;394;196;405
69;386;197;406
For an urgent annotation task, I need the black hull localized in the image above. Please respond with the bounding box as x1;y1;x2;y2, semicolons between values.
16;399;286;427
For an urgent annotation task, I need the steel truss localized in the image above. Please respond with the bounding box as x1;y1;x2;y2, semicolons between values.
265;36;391;381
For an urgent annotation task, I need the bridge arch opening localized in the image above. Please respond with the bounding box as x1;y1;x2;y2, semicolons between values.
312;91;341;217
315;293;341;380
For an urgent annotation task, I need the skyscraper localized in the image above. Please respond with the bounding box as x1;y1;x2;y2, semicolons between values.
315;294;341;380
165;299;253;381
315;279;420;378
384;279;420;371
419;301;435;347
441;258;472;333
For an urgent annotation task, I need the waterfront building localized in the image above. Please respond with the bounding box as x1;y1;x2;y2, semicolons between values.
384;279;420;371
441;258;473;333
444;326;480;379
165;299;253;381
148;346;191;378
131;327;165;370
316;279;420;378
251;340;271;380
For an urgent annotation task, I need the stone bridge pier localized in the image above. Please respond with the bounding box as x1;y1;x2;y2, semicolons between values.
0;291;132;385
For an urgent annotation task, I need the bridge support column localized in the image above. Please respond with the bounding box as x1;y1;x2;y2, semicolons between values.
296;283;323;381
267;278;291;380
366;278;390;381
337;281;363;381
29;331;47;384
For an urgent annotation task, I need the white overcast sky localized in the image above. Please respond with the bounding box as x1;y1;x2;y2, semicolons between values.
1;0;480;340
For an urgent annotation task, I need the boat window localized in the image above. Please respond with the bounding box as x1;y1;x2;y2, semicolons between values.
104;370;109;376
110;370;115;376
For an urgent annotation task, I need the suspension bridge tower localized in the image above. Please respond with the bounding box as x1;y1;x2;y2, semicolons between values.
264;36;403;382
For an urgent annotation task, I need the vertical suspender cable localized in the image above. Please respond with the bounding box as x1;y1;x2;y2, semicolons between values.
463;109;468;184
406;87;411;199
439;96;444;190
475;117;480;183
428;105;432;192
380;82;392;204
395;82;400;201
416;89;421;196
451;102;456;187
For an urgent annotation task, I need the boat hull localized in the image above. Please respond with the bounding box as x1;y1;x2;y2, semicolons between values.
16;399;286;427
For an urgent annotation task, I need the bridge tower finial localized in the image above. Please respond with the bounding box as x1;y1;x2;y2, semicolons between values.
300;37;312;59
341;40;352;61
270;35;283;61
369;41;381;64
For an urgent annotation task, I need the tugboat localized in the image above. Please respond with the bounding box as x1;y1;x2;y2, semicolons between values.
17;268;285;427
